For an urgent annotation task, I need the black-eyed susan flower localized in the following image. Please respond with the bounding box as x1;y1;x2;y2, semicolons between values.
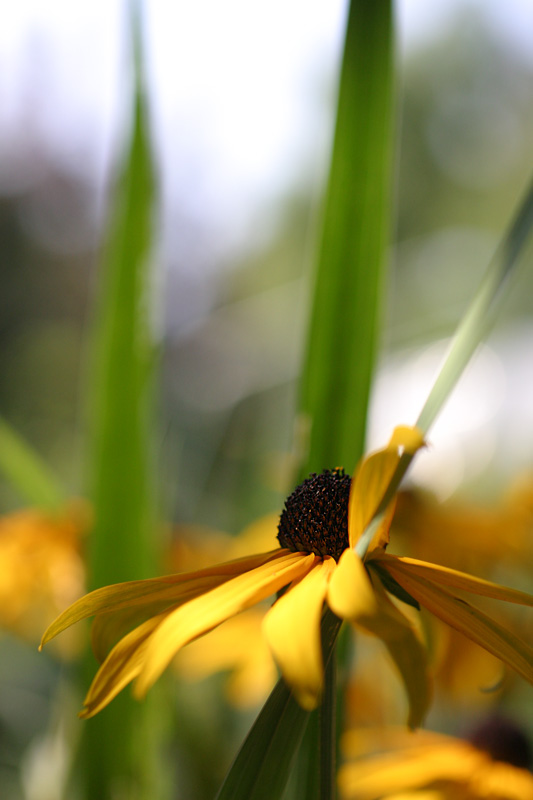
40;426;533;725
338;716;533;800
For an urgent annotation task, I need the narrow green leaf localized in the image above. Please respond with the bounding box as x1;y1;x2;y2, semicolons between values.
416;179;533;435
356;178;533;561
298;0;394;479
215;677;309;800
0;416;66;511
216;612;342;800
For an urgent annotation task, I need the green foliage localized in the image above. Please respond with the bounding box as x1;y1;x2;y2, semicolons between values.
0;416;66;511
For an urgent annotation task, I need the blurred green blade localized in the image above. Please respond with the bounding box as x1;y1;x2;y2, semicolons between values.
0;416;66;511
80;8;163;799
416;179;533;434
88;32;156;587
299;0;394;478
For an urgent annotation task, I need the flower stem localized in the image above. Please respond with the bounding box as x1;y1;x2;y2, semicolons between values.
319;650;337;800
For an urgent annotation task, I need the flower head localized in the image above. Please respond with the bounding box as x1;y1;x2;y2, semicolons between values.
40;426;533;725
0;502;87;653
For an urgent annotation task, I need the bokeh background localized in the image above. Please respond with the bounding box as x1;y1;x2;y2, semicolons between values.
1;1;533;798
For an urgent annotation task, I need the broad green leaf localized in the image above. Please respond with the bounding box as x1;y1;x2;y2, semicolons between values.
0;416;66;511
298;0;394;480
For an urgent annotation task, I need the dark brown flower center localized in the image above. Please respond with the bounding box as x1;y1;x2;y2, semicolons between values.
277;469;351;561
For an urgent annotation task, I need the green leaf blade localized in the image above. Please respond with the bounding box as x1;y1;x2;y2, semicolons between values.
299;0;395;478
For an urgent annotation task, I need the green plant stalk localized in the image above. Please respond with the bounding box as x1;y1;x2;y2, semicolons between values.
319;630;338;800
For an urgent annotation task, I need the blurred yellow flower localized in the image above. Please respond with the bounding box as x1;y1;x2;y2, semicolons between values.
394;477;533;570
40;425;533;726
174;607;278;708
338;717;533;800
391;481;533;706
0;502;87;654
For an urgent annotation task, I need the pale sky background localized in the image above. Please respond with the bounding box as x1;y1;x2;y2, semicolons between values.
1;0;532;245
1;0;533;498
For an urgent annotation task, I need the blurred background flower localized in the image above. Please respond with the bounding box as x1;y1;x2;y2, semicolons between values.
338;716;533;799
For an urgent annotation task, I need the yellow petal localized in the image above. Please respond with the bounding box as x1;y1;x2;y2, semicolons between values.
80;614;164;718
365;571;432;730
348;426;425;551
327;548;379;620
382;566;533;686
262;557;336;710
388;425;425;454
376;553;533;607
40;548;283;649
328;550;431;727
134;551;316;697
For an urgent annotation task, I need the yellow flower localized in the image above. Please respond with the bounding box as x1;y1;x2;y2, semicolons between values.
0;502;87;654
338;718;533;800
40;426;533;725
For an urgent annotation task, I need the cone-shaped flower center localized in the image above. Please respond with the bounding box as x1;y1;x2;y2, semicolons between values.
277;468;351;561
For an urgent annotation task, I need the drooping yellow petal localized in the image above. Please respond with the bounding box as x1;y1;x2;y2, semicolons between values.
366;570;432;729
40;548;283;649
262;557;336;709
327;548;379;619
80;614;164;718
134;550;316;697
348;426;425;551
328;549;430;727
376;552;533;607
382;566;533;686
